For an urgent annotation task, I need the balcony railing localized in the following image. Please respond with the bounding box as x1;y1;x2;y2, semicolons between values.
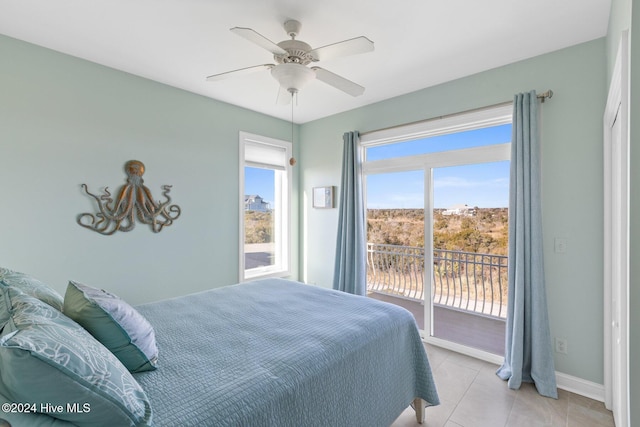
366;243;508;318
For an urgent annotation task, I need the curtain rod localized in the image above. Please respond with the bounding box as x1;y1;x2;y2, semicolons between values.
537;90;554;102
360;89;554;137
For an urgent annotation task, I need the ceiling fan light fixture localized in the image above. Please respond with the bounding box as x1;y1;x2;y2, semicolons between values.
270;63;315;93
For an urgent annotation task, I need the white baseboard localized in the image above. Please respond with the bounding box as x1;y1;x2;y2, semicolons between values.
422;335;504;365
423;337;605;402
555;371;605;402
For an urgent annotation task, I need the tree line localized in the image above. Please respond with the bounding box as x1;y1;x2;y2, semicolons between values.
245;207;509;256
367;208;508;255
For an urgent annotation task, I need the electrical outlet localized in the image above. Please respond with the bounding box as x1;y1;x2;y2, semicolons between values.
555;337;568;354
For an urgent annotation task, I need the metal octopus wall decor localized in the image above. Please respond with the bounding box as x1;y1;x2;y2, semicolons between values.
77;160;181;235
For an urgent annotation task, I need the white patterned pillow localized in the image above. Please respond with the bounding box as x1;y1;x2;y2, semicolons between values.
0;287;153;427
0;267;64;311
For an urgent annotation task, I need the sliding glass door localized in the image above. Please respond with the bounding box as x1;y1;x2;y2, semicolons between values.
430;161;509;354
361;105;512;356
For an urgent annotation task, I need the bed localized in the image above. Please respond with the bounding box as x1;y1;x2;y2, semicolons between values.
0;271;439;426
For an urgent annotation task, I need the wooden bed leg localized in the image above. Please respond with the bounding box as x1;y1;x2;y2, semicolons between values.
413;398;425;424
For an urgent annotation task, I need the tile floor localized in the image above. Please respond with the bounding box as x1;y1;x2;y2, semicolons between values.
392;344;615;427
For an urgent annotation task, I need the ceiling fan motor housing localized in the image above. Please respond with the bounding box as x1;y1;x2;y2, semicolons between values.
275;40;313;65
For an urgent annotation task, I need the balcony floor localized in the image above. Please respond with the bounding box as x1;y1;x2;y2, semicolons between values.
368;292;505;355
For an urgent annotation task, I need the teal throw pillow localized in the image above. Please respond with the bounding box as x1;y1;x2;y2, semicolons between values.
0;288;153;427
63;280;158;373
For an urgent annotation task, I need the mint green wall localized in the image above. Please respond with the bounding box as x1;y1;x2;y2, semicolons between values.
0;35;299;304
300;39;607;384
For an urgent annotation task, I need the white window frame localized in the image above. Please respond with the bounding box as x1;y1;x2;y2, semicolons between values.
361;104;512;365
361;103;513;168
239;131;292;281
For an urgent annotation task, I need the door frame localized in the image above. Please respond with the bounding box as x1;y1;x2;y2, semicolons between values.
603;30;629;427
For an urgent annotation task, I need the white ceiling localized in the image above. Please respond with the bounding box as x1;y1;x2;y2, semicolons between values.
0;0;611;123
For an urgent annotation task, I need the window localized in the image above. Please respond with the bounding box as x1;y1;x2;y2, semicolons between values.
239;132;291;281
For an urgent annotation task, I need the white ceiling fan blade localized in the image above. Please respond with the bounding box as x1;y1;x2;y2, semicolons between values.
312;67;365;97
230;27;288;55
206;64;274;81
309;36;374;62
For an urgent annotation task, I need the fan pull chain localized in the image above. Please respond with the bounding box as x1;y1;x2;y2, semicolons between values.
289;90;296;166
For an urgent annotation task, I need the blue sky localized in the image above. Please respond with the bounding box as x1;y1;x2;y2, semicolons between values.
245;167;275;203
245;124;511;209
366;162;510;209
366;124;511;209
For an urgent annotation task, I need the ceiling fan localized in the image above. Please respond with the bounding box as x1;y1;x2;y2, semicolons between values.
206;20;374;104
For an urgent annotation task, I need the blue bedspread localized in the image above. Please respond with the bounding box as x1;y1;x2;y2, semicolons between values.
134;278;439;426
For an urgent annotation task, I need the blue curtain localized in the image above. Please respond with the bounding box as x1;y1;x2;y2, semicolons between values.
333;131;366;295
496;91;558;399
